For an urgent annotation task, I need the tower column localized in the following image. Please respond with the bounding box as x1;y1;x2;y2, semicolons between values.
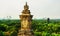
18;2;34;36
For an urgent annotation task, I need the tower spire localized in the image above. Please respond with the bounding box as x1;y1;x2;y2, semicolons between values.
24;2;29;10
18;2;34;36
26;2;27;6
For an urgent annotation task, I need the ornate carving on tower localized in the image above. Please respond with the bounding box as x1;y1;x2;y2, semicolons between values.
22;2;30;14
18;2;34;36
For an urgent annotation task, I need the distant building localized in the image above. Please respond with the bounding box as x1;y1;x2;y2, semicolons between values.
47;18;50;24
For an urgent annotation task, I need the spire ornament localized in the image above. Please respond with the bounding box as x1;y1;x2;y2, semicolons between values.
24;2;29;10
22;2;30;14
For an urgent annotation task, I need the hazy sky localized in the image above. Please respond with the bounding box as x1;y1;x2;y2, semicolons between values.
0;0;60;19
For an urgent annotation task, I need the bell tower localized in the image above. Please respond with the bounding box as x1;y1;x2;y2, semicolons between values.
18;2;34;36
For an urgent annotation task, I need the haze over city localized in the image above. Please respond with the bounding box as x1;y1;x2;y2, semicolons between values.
0;0;60;19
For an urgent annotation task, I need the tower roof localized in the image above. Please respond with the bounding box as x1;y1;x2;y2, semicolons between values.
24;2;29;10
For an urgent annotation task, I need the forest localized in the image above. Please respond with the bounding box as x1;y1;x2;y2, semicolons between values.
0;18;60;36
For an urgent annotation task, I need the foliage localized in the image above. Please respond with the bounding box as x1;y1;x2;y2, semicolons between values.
0;19;60;36
10;31;17;36
0;31;4;36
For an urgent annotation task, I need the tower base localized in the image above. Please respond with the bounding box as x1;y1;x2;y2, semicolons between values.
18;30;34;36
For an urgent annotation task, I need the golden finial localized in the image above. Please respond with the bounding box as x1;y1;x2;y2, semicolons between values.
26;2;28;6
24;2;29;10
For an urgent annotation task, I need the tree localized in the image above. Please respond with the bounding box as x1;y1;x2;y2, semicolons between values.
0;31;4;36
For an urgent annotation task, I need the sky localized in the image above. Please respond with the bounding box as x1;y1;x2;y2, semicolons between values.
0;0;60;19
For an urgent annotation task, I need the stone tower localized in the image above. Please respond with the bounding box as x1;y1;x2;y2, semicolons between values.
18;2;33;36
